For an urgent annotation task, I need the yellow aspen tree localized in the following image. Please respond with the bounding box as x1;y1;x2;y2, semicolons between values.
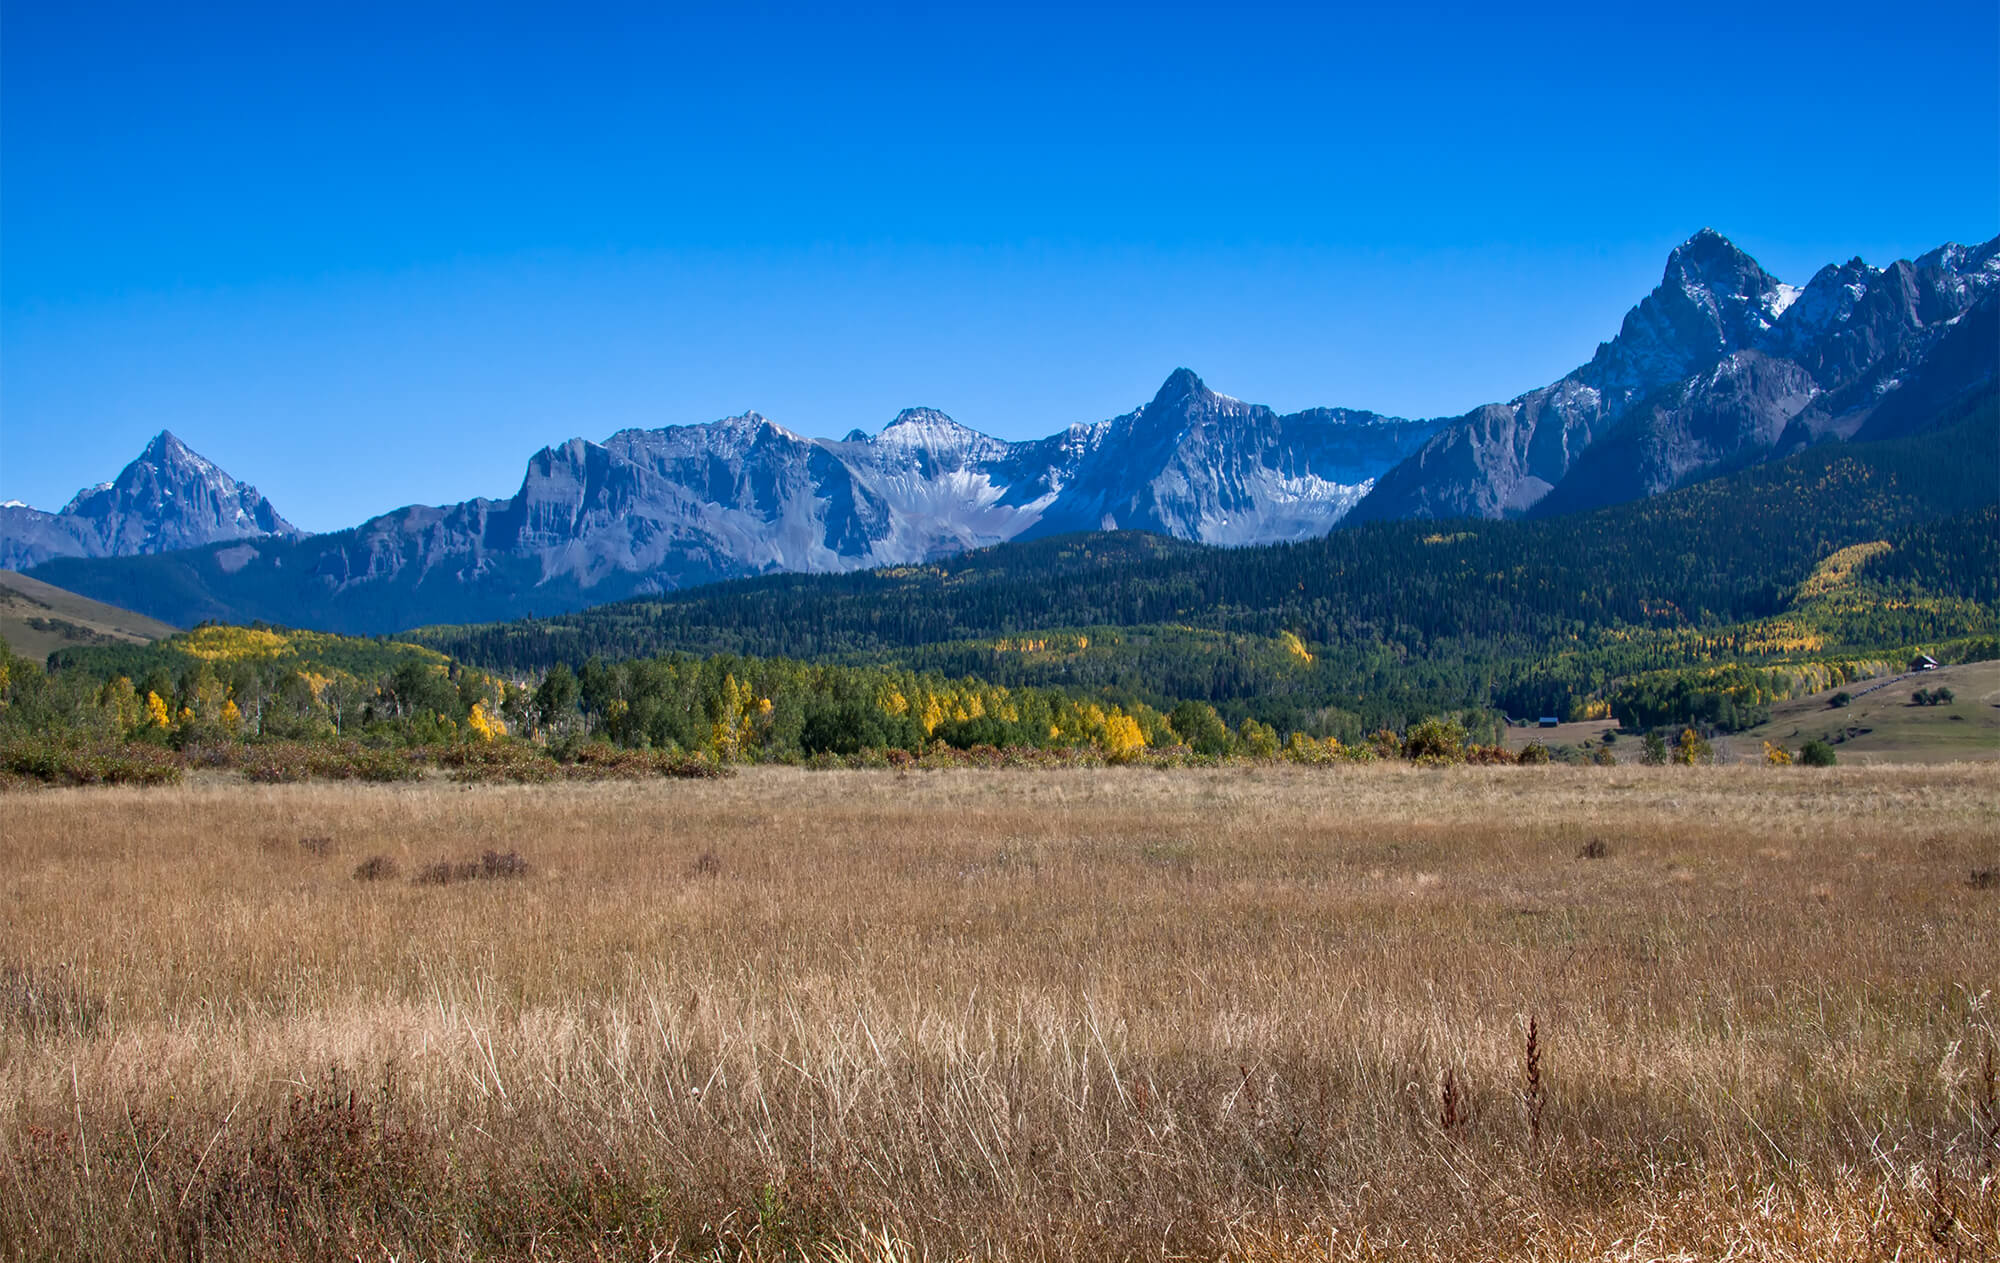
1102;712;1146;760
467;701;506;741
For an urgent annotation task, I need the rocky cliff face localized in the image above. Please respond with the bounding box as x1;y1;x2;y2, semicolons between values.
1528;237;2000;518
0;432;300;571
1350;230;1999;523
1023;369;1439;544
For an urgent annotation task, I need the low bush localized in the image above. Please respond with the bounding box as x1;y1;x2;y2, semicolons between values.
0;737;182;788
1402;717;1467;764
232;741;423;784
413;850;531;886
351;855;400;882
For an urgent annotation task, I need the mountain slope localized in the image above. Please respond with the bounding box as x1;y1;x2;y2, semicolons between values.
1351;231;1998;523
0;432;302;570
0;570;180;662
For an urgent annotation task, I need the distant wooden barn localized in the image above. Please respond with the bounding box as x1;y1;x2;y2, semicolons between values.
1911;654;1940;671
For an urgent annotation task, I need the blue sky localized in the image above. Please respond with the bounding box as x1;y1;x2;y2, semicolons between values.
4;1;1995;532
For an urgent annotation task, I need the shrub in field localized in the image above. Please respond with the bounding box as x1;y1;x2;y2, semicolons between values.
1673;727;1714;765
414;850;530;885
351;855;400;882
435;740;560;783
167;1069;436;1247
1283;732;1342;764
558;743;731;780
233;741;422;784
1515;742;1552;765
1402;717;1467;764
1589;746;1618;766
1829;691;1852;708
1639;731;1669;765
1798;739;1838;767
1764;741;1794;766
0;737;182;788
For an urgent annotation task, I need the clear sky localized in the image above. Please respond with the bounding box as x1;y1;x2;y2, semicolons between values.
4;0;1995;532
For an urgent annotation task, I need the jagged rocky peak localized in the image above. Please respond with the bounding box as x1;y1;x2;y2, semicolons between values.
0;429;301;571
1577;229;1790;395
65;430;204;511
1149;367;1217;409
147;429;196;459
1665;226;1759;276
1658;227;1788;333
875;407;980;444
1137;368;1259;431
1777;256;1878;342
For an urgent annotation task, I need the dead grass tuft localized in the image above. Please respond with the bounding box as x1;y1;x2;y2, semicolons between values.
0;963;104;1037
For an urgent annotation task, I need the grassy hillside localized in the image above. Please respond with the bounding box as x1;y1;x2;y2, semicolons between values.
1741;659;2000;764
0;570;179;662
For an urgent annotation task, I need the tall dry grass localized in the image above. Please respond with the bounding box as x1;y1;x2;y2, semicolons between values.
2;763;1997;1260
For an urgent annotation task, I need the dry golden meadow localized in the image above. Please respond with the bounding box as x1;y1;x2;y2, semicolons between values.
3;763;1998;1260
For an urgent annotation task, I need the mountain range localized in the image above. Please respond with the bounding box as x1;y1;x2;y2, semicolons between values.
7;228;1995;635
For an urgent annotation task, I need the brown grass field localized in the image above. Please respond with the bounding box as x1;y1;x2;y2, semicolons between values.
3;764;1998;1260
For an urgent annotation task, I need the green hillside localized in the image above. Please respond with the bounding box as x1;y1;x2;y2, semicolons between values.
1739;660;2000;765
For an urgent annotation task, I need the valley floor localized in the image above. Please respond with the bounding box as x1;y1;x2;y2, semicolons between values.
3;765;1997;1260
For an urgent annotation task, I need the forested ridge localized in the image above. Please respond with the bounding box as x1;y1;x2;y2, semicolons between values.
406;400;1998;728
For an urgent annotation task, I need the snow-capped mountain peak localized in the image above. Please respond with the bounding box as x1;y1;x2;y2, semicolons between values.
873;407;984;447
